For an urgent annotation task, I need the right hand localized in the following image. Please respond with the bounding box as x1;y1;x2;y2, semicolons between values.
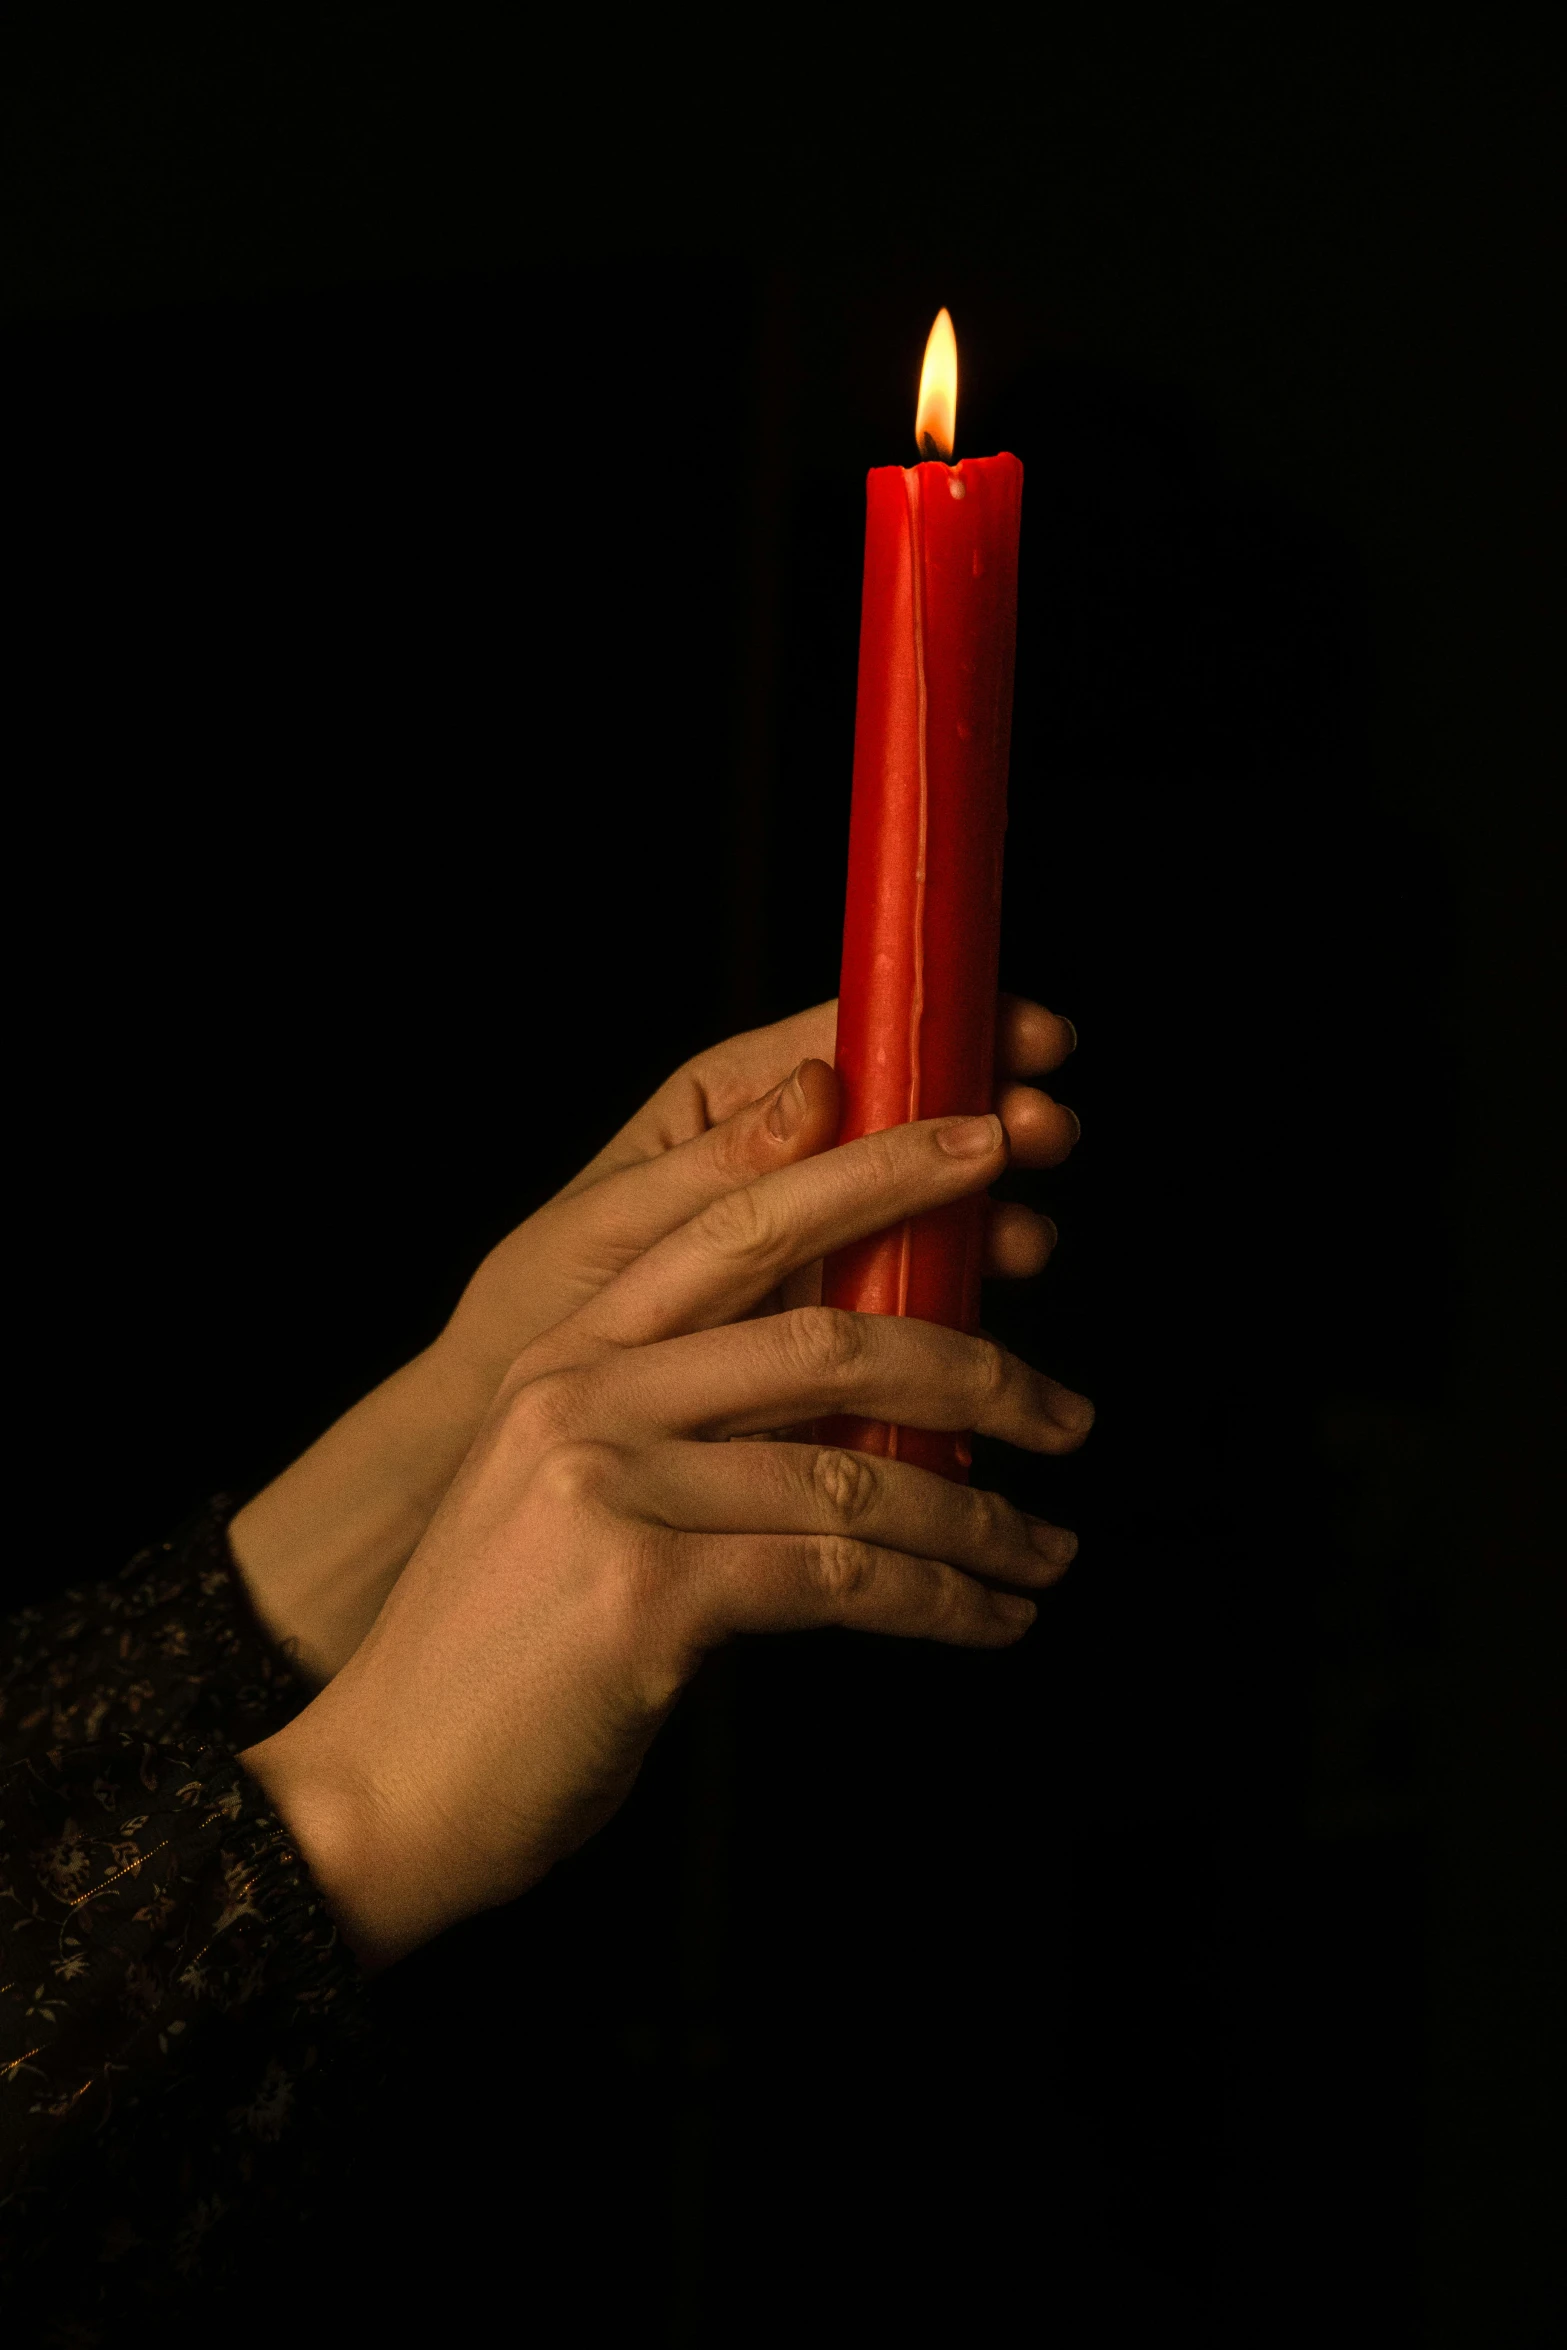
240;1108;1093;1970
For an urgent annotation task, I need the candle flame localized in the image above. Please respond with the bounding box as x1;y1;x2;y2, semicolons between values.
915;308;957;462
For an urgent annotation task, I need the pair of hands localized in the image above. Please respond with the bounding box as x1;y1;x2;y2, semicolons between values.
237;997;1090;1969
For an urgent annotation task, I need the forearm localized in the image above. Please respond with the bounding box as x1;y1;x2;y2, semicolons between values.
229;1338;494;1682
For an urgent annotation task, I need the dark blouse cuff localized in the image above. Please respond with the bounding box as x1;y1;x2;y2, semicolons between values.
1;1510;368;2315
1;1495;314;1763
1;1729;362;2211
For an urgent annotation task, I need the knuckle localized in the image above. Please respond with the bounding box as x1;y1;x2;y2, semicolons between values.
504;1366;589;1446
681;1046;722;1102
712;1101;771;1178
933;1568;979;1636
969;1336;1011;1408
969;1486;1018;1549
848;1127;906;1200
532;1438;621;1513
859;1126;905;1180
695;1181;779;1263
706;1122;750;1184
812;1446;879;1527
784;1306;863;1382
810;1535;876;1605
918;1562;957;1630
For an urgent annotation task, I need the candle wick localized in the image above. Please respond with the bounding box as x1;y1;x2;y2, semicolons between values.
916;433;952;465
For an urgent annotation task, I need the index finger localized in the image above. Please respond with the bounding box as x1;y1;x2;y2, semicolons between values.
553;1306;1093;1452
568;1112;1009;1351
564;994;1071;1202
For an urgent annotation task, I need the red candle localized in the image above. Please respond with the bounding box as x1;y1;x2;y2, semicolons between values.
821;311;1023;1482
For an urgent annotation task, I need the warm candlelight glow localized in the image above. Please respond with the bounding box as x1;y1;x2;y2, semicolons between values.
915;308;958;462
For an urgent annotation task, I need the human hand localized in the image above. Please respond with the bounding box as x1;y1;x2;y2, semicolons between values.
239;1105;1093;1969
440;992;1078;1391
229;999;1078;1682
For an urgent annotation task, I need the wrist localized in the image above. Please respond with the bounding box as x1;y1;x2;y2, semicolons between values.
229;1341;495;1682
239;1698;443;1972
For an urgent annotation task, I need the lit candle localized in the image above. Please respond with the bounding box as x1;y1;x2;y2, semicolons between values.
821;311;1023;1482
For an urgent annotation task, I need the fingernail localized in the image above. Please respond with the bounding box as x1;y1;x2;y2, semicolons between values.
1041;1216;1060;1253
936;1113;1002;1159
1063;1019;1079;1053
1026;1520;1078;1566
991;1593;1037;1627
1064;1107;1082;1144
767;1067;808;1140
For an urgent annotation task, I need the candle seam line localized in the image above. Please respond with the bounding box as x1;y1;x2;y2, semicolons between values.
897;466;929;1353
903;465;929;1139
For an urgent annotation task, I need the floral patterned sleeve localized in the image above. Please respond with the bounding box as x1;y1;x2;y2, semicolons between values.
0;1503;365;2329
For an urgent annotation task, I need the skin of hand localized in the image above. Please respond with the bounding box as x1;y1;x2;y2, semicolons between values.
229;997;1079;1682
239;1105;1093;1971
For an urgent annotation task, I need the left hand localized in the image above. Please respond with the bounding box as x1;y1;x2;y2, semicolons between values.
230;996;1079;1682
443;992;1078;1392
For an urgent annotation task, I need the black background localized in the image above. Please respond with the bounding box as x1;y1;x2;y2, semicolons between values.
2;12;1561;2346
